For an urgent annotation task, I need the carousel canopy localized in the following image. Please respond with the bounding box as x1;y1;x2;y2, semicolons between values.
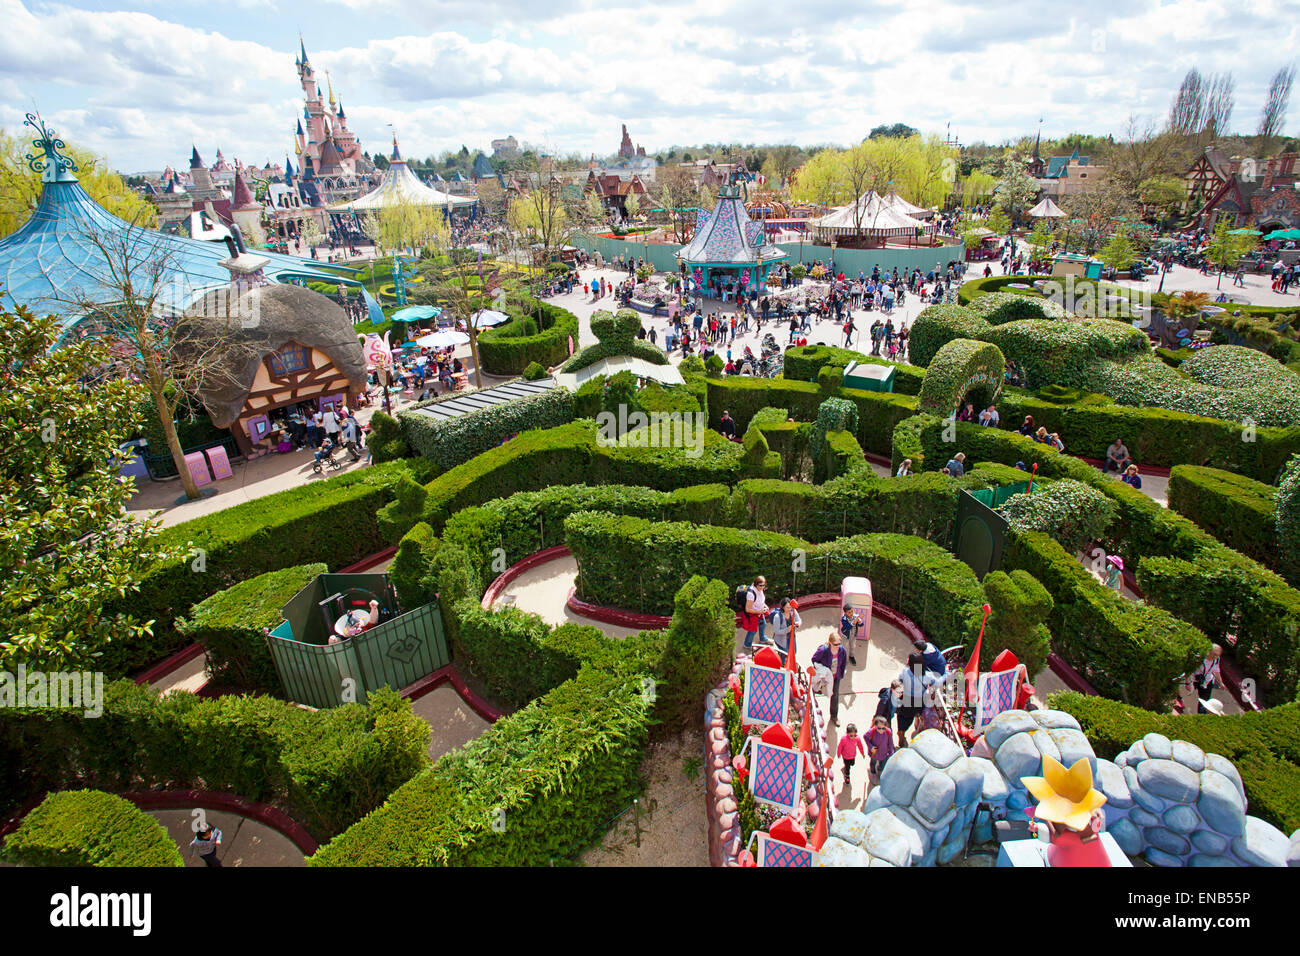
330;139;476;211
811;192;936;238
1028;197;1066;219
0;115;353;329
677;185;787;266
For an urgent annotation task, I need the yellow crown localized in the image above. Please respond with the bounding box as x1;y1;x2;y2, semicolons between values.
1021;754;1107;832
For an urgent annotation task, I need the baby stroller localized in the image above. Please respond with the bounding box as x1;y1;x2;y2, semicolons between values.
312;439;344;474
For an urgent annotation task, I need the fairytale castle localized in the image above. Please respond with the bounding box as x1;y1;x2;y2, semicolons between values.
292;36;373;197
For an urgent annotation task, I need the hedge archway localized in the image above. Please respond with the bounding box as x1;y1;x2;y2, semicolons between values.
917;338;1006;416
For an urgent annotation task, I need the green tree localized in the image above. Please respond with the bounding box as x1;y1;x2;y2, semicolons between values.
1203;217;1257;288
1137;176;1185;227
1;304;178;671
1098;226;1139;273
993;155;1039;226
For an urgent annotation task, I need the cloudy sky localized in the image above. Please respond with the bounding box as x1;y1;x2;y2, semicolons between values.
2;0;1297;174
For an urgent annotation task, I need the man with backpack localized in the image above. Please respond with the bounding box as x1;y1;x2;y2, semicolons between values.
735;576;769;649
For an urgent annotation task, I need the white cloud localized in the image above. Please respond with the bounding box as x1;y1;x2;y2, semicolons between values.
2;0;1298;174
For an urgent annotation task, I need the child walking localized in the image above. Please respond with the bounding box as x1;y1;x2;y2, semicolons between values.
837;723;866;788
866;715;896;777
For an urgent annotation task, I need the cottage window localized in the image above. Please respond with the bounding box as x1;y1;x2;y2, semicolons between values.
267;343;310;376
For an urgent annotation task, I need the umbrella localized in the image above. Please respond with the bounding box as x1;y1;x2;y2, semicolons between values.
1228;228;1262;236
391;305;441;322
414;329;470;349
470;309;509;329
1264;228;1300;240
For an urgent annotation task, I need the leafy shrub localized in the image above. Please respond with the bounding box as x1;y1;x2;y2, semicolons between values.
522;361;548;380
965;291;1066;325
981;570;1053;678
398;386;575;474
1002;531;1209;709
562;308;666;373
808;397;858;465
175;562;325;694
1052;693;1300;834
0;682;430;838
1089;350;1300;428
998;479;1115;553
2;790;183;867
389;522;440;610
367;410;410;462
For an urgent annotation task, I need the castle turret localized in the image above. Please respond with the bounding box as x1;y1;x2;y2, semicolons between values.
190;145;212;191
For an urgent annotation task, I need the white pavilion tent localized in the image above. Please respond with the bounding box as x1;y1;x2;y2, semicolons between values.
810;192;937;240
1028;197;1066;219
329;140;476;212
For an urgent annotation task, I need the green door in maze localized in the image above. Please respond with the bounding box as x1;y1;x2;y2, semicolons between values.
953;488;1016;581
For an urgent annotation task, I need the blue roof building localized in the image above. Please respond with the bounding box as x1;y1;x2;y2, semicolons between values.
0;114;378;333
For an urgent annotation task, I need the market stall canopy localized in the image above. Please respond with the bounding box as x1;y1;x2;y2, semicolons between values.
413;329;469;348
469;309;509;328
391;304;441;321
1027;198;1066;219
1264;228;1300;240
329;136;476;211
553;355;685;391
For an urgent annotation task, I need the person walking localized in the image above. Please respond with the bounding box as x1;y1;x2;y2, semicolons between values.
812;633;849;724
769;597;801;654
837;723;866;789
741;575;769;649
189;824;223;867
320;405;340;447
310;408;325;448
865;715;896;777
1189;644;1223;714
340;413;362;462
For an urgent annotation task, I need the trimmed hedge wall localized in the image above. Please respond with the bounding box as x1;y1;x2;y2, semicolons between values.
1167;465;1277;569
1002;530;1208;709
896;416;1300;704
308;667;652;866
175;562;326;694
398;386;575;474
1;790;183;867
916;338;1005;415
782;345;925;394
706;376;919;457
0;682;429;839
565;512;989;658
1053;692;1300;834
476;298;580;376
107;460;429;678
379;420;771;541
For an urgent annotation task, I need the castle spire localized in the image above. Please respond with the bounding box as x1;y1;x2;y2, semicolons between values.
327;71;336;107
299;34;308;65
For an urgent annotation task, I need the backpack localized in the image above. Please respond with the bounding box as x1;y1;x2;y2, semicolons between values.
731;585;752;613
